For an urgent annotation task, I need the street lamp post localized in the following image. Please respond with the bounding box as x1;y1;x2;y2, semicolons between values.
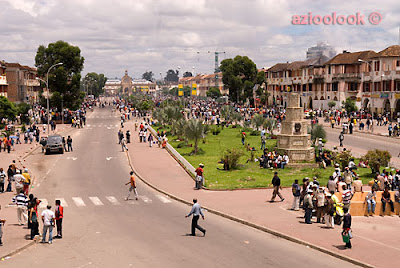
43;62;63;135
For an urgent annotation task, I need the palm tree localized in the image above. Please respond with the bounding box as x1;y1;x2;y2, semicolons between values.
263;119;277;135
309;124;326;145
171;119;187;140
232;112;243;126
220;105;234;122
252;113;265;130
184;119;205;154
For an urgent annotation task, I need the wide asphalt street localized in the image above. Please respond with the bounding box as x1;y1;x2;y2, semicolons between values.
2;107;356;268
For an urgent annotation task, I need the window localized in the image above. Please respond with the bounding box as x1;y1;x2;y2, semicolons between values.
374;61;380;71
308;84;312;91
328;66;331;75
397;60;400;67
363;83;370;92
332;82;338;92
302;84;306;92
374;82;381;92
383;81;391;91
348;83;358;92
396;81;400;91
326;83;331;92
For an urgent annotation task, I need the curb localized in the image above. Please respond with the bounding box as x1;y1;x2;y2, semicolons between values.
124;151;374;268
0;241;35;260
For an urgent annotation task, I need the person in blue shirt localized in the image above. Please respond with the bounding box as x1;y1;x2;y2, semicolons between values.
185;198;206;236
291;179;301;211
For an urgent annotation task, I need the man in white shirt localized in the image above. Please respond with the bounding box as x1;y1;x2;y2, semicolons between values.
41;205;55;244
13;170;25;194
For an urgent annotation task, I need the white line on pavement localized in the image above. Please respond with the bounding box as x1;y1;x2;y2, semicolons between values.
89;196;104;206
141;196;152;203
156;195;172;203
105;196;121;205
55;198;68;207
72;197;86;207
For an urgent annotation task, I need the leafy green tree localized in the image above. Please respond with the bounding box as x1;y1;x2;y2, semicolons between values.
16;103;31;123
184;119;205;154
334;150;353;171
171;119;187;140
251;113;265;130
361;149;392;173
232;112;243;126
0;96;18;120
183;86;191;97
84;72;107;97
263;119;277;135
206;87;221;99
164;69;179;82
328;101;336;109
309;124;326;145
35;40;85;110
220;55;265;104
142;71;154;81
220;105;234;122
221;148;242;170
183;71;193;78
169;87;178;96
342;98;357;113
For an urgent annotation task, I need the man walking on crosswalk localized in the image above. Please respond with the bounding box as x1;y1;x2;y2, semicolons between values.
125;171;138;200
185;198;206;237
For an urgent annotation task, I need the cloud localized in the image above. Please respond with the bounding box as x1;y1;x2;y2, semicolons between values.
0;0;399;79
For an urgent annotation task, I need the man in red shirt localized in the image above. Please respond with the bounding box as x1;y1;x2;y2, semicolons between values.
54;200;63;239
194;164;204;190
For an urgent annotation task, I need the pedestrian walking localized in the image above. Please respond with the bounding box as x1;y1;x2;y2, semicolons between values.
54;200;63;239
121;137;127;152
194;164;204;190
67;136;73;152
41;205;55;244
185;198;206;236
0;168;6;193
29;200;39;240
338;132;344;147
270;172;284;202
12;192;28;225
126;130;131;144
125;171;138;200
148;133;153;147
0;205;6;246
342;207;352;249
291;179;300;211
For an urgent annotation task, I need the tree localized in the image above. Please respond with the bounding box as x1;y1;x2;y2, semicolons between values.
220;105;234;122
183;86;191;97
183;71;193;78
206;87;221;99
169;87;178;96
0;96;18;120
361;149;392;173
16;103;31;123
84;72;107;97
309;124;326;145
142;71;154;81
184;119;205;154
263;119;277;135
220;55;265;104
35;40;85;110
164;69;179;83
328;101;336;109
334;150;353;171
342;98;357;113
251;113;265;130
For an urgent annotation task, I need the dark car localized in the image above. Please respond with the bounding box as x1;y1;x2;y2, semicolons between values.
45;135;64;154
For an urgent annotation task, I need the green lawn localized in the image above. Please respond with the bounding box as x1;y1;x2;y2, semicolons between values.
160;125;381;190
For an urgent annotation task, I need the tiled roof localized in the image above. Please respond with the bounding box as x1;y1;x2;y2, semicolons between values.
267;63;289;72
375;45;400;57
325;50;377;65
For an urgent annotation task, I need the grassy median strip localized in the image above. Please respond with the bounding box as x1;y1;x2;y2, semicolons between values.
162;125;377;190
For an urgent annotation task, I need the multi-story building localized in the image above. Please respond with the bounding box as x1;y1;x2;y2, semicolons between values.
132;78;157;94
0;61;7;97
5;62;40;103
106;71;158;96
179;72;226;97
266;45;400;117
103;78;121;96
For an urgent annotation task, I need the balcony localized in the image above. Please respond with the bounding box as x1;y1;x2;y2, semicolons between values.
24;79;40;87
0;75;7;85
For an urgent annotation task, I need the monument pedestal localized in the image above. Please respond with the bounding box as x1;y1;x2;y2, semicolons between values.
277;93;314;162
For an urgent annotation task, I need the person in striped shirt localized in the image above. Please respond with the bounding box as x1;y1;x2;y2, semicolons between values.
12;192;28;225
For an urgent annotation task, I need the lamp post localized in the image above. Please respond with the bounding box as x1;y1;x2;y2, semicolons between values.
358;59;374;114
42;62;63;135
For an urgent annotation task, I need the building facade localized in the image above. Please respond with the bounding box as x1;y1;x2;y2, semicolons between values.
105;71;158;96
5;62;40;103
266;45;400;118
103;78;121;96
0;61;7;97
179;72;226;97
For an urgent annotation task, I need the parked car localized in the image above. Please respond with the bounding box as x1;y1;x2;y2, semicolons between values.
45;135;64;154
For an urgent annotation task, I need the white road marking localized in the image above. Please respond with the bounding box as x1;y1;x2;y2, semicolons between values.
115;124;118;127
141;196;152;203
105;196;120;205
67;157;77;160
39;199;48;208
106;157;113;161
89;196;104;206
56;198;68;207
87;124;91;127
72;197;86;207
156;195;172;203
107;127;111;130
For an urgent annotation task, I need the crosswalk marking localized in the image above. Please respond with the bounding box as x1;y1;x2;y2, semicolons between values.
72;197;86;207
141;196;152;203
39;198;48;208
56;198;68;207
156;195;172;203
89;196;104;206
105;196;120;205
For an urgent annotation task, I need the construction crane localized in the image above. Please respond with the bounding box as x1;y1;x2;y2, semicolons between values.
196;51;226;73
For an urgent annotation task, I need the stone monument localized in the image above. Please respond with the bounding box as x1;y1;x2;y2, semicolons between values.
277;93;314;162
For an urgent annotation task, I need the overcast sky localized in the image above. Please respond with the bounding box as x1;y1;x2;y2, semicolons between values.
1;0;399;79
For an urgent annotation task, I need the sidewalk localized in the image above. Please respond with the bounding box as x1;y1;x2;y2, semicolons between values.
126;121;399;268
0;124;70;259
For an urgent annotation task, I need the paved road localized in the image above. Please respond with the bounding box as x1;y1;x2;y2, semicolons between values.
324;125;400;167
2;107;356;267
